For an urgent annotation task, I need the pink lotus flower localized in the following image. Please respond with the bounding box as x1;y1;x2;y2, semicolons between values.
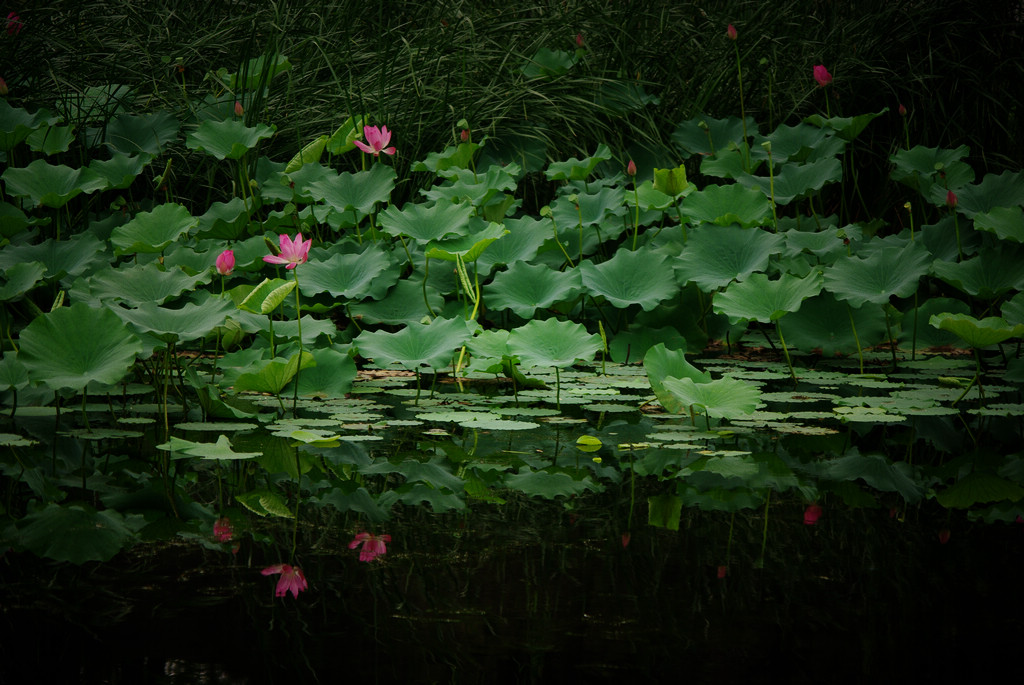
726;24;737;41
626;160;636;177
803;503;823;525
216;249;235;276
349;532;391;562
234;101;244;117
213;517;234;542
813;65;833;87
262;563;308;598
945;190;958;209
460;128;470;142
6;12;22;36
353;125;396;157
263;233;311;269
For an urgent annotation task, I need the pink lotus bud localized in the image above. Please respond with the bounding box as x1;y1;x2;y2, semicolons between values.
213;517;234;542
460;128;469;142
813;65;833;87
945;190;958;209
803;503;823;525
575;32;584;48
621;532;631;548
216;249;235;276
717;565;728;579
6;12;22;36
938;529;950;544
898;103;907;116
727;24;737;41
626;160;636;177
234;101;244;117
0;77;7;96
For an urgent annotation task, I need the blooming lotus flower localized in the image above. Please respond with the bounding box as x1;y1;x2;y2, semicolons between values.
349;532;391;562
803;503;823;525
216;249;235;276
6;12;22;36
262;233;311;269
213;517;234;542
726;24;737;41
353;125;396;157
813;65;832;87
262;563;308;598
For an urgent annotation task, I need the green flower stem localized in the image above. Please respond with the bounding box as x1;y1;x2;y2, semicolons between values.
290;447;301;562
292;268;304;414
732;39;750;172
776;319;797;383
423;257;437;318
757;489;771;568
631;184;641;249
883;306;898;371
847;304;864;374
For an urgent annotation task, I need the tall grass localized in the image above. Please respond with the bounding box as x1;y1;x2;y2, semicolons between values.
4;0;1022;211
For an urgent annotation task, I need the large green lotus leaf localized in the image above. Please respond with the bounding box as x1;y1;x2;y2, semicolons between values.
661;375;760;419
484;261;582;318
233;351;315;394
220;53;292;90
648;493;683;530
508;318;601;369
105;110;180;156
194;197;248;240
954;170;1024;218
544;143;612;181
679;183;771;228
27;124;76;155
0;234;105;282
610;325;690;364
362;456;465;492
0;261;45;301
931;245;1024;299
286;134;328;172
111;203;198;255
476;216;548;273
823;450;922;503
420;165;517;206
785;292;886;356
77;262;206;306
899;297;971;349
739;157;842;204
348;279;443;324
270;316;338;346
652;165;694;198
929;313;1024;348
19;303;143;392
16;503;131;564
675;224;785;291
973;205;1024;243
238;277;296;314
0;202;31;238
467;329;512;359
300;249;401;300
556;185;628;229
115;297;233;344
714;271;822;323
579;248;679;310
936;472;1024;508
356;316;475;371
0;101;60;151
2;159;107;208
643;343;711;414
89;153;150;190
699;146;762;180
0;351;30;392
1003;291;1024;325
824;241;930;307
286;346;357;399
186;119;275;160
803;109;886;142
890;144;973;194
379;199;474;243
671;115;757;158
426;222;508;262
504;468;596;498
412;139;482;174
764;123;841;163
783;226;847;263
306;163;396;217
160;434;262;460
323;115;366;156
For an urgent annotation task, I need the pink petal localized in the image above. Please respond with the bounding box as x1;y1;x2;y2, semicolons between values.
262;563;285;576
353;139;373;154
382;146;396;156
